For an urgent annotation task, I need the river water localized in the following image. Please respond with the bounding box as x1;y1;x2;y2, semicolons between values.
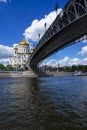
0;76;87;130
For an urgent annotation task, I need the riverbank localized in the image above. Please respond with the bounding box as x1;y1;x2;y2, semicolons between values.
45;71;74;76
0;71;37;78
0;71;74;78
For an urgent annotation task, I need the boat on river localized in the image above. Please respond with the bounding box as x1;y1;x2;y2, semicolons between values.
74;72;87;76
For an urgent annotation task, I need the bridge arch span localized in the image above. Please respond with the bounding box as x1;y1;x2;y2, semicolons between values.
28;0;87;68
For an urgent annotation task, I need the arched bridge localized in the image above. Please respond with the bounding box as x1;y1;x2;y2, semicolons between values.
29;0;87;68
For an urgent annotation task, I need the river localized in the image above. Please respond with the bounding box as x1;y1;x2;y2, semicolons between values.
0;76;87;130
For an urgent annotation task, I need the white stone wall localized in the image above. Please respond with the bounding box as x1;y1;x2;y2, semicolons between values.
10;44;30;69
18;45;30;54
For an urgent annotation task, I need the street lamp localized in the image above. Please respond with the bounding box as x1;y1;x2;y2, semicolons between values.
38;33;40;41
44;22;47;32
55;2;59;16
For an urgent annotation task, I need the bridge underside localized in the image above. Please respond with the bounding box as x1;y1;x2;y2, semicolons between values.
30;14;87;67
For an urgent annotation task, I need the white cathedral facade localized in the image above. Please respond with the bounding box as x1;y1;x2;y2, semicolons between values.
10;40;34;70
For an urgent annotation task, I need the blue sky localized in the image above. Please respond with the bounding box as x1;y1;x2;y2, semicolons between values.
0;0;87;66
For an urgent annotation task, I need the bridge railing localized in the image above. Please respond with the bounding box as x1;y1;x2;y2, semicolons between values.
29;0;87;62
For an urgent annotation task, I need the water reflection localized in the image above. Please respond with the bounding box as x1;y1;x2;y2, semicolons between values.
0;77;87;130
0;78;57;130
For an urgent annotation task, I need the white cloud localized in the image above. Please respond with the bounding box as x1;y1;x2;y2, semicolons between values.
40;56;87;67
23;9;62;42
82;58;87;65
57;57;87;66
56;57;83;66
0;44;13;60
58;57;70;66
0;58;9;65
70;58;81;66
13;43;18;48
46;59;57;66
78;45;87;56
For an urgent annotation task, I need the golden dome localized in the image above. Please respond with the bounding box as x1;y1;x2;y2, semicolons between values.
14;47;17;50
14;45;18;50
31;48;35;51
19;39;29;46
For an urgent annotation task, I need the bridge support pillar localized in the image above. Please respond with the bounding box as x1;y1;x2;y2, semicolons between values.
25;65;49;77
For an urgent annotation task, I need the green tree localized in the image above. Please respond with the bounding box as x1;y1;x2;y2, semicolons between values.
0;63;5;70
77;65;83;71
71;65;77;72
84;65;87;72
65;66;71;72
5;64;13;70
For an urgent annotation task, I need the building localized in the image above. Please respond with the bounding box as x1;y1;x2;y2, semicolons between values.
10;39;33;70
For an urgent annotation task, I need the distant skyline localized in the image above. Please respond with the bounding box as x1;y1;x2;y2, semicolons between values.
0;0;87;66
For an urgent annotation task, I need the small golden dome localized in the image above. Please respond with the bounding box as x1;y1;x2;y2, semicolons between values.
31;48;35;51
19;39;29;46
14;46;18;50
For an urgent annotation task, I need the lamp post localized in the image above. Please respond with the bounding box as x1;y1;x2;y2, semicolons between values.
38;33;40;41
44;22;47;32
55;2;59;16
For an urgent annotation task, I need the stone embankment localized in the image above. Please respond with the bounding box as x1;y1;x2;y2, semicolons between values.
0;71;37;77
45;71;74;76
0;71;74;78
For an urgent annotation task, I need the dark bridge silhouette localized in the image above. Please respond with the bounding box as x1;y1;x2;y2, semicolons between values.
28;0;87;68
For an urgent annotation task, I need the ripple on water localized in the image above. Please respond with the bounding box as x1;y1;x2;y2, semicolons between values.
0;77;87;130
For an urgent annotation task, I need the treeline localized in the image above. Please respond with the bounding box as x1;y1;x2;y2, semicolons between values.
0;63;13;71
40;65;87;72
60;65;87;72
1;63;87;72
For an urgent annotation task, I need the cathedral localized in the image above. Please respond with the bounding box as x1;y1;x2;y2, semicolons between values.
10;39;34;70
